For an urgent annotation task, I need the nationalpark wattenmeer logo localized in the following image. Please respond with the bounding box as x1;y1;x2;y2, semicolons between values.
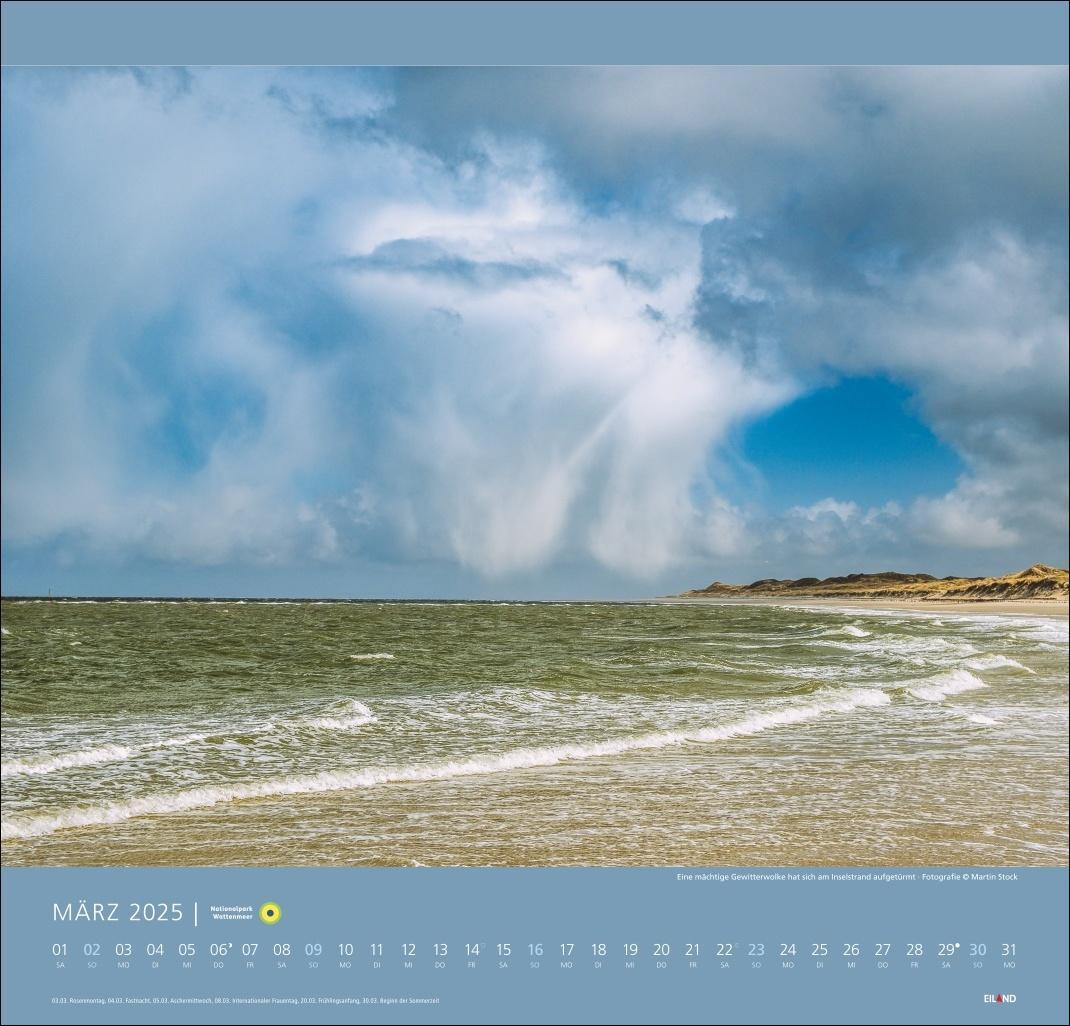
258;902;282;925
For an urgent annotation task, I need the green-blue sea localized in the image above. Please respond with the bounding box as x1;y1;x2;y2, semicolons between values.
2;600;1066;866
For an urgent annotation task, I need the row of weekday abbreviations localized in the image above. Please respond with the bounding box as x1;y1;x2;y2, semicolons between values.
52;997;439;1007
50;939;1020;966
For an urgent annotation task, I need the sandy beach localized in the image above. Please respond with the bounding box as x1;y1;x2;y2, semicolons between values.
663;596;1070;618
2;598;1066;867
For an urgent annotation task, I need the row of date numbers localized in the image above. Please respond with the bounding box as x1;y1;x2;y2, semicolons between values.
53;941;1017;959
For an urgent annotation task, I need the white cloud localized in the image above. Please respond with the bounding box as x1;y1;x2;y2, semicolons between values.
2;65;1066;590
789;498;861;523
674;187;733;226
909;481;1022;550
765;499;905;559
1;69;791;579
333;142;788;575
701;223;1068;557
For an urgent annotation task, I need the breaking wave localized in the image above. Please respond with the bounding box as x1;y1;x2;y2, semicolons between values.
0;744;135;779
0;700;378;780
905;669;987;702
965;655;1035;674
1;688;889;840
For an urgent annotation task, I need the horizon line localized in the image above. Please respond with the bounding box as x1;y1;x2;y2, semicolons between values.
0;594;664;604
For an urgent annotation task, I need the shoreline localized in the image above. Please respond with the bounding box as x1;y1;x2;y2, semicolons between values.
660;596;1069;618
2;595;1067;618
3;598;1066;868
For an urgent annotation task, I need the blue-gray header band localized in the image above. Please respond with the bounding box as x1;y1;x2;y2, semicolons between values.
2;1;1068;67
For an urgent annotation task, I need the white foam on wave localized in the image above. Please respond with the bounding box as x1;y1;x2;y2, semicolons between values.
158;732;215;747
0;700;379;780
350;652;395;661
839;625;870;638
0;744;135;779
906;669;987;702
1;626;10;636
298;700;377;731
1024;620;1069;645
0;732;225;779
813;636;981;664
0;688;890;840
0;726;275;779
965;655;1035;674
964;712;1000;726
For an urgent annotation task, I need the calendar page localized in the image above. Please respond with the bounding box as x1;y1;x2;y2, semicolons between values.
2;4;1067;1024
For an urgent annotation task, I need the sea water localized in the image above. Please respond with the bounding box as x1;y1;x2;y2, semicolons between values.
1;600;1066;866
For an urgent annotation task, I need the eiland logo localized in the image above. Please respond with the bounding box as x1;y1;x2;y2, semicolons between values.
984;993;1017;1004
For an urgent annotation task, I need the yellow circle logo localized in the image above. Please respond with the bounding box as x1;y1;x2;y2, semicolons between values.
259;902;282;925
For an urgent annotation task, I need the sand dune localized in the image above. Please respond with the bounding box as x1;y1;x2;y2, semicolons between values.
681;563;1069;602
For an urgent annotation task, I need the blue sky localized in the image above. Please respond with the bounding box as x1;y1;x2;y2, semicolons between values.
739;377;964;511
1;66;1067;597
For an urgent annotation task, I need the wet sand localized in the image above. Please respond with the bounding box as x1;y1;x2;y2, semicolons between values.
3;600;1066;867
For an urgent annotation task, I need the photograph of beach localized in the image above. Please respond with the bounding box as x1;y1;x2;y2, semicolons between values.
2;65;1067;868
1;591;1067;867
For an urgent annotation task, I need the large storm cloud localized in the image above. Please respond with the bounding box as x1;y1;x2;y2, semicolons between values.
2;66;1066;595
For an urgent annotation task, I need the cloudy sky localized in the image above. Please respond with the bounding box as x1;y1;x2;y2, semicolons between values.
1;66;1067;597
